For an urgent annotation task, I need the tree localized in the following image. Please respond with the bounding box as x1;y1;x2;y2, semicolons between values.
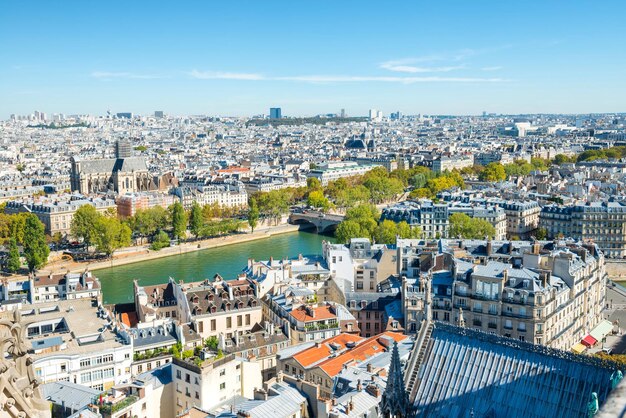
169;202;188;241
335;220;363;244
479;162;506;182
6;238;20;273
9;213;28;245
71;204;100;247
94;217;132;257
22;214;49;272
373;220;400;244
553;154;576;165
306;177;322;191
204;336;219;351
247;198;259;232
449;213;496;239
535;227;548;240
307;190;332;212
150;230;170;251
189;202;204;239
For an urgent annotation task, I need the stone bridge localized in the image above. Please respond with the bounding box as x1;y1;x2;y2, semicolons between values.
288;211;344;234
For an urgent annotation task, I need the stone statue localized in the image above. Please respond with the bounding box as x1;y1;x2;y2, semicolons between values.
587;392;598;418
0;309;51;418
611;370;623;390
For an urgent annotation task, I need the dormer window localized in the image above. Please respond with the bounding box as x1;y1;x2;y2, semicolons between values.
210;306;217;314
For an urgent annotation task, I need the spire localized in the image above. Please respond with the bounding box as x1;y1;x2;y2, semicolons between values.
380;340;413;418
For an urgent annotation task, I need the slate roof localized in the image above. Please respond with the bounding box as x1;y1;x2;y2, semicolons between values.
413;323;622;418
235;382;306;418
42;380;101;410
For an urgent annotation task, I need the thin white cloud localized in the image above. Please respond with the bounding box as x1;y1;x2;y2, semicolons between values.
189;70;506;84
481;66;503;71
380;59;465;73
188;70;265;80
91;71;163;80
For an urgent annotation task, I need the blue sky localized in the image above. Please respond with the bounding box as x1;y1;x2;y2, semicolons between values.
1;1;625;118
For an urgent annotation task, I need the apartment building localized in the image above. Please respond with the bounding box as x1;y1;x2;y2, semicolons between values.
173;183;248;210
219;321;290;381
323;238;396;293
116;192;176;218
171;353;262;414
540;201;626;258
432;154;474;173
19;299;133;391
5;196;116;236
174;276;262;340
396;239;607;351
308;161;381;186
499;200;540;239
380;200;449;239
134;279;178;323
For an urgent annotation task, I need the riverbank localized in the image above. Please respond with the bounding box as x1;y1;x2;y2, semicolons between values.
39;223;303;276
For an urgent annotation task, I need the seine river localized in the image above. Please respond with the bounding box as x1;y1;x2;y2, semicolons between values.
96;231;334;304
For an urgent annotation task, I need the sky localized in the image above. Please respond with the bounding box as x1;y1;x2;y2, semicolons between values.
1;1;625;118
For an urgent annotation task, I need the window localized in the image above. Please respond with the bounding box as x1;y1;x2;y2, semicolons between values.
211;319;216;331
220;382;226;390
356;282;363;290
185;373;190;383
237;315;242;327
220;369;226;376
176;370;182;379
226;317;232;329
245;314;250;326
80;359;90;368
198;321;204;333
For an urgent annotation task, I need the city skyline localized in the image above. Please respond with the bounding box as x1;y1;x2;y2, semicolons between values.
2;1;626;118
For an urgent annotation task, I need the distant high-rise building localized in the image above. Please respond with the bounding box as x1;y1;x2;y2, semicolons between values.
340;108;346;118
269;107;282;119
390;111;402;120
154;111;164;118
369;109;377;120
116;112;133;119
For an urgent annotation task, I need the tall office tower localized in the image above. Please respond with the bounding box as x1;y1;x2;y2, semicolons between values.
154;111;164;118
340;108;346;118
269;107;282;119
369;109;377;120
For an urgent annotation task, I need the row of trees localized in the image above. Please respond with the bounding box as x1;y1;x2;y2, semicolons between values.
71;205;132;256
335;204;422;244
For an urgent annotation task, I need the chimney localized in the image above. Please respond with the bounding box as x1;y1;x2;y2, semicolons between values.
270;256;274;265
253;388;268;401
541;271;550;288
366;383;381;398
502;268;508;282
357;379;362;391
486;239;492;256
533;241;540;255
367;363;373;373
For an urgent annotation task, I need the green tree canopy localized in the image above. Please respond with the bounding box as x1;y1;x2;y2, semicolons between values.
479;163;506;182
169;201;188;240
189;201;204;238
71;204;100;246
247;198;259;232
23;214;49;272
94;217;132;257
449;213;496;239
307;190;332;212
6;238;21;273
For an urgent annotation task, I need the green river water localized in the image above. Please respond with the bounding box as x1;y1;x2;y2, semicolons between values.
96;231;334;304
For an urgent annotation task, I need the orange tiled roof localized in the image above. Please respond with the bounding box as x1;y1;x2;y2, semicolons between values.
289;305;337;322
293;333;364;368
317;331;408;377
121;312;138;328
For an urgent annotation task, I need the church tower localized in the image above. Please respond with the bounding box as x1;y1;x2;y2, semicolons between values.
380;340;413;418
115;139;132;159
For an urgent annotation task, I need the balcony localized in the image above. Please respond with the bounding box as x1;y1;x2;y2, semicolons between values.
501;311;534;320
488;323;498;329
472;294;500;302
473;319;482;327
